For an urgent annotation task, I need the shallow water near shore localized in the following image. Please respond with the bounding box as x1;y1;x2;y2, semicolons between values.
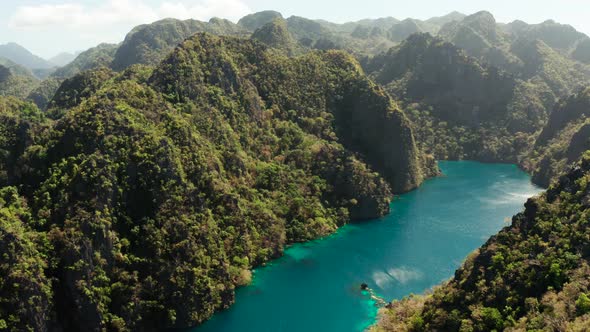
193;161;543;332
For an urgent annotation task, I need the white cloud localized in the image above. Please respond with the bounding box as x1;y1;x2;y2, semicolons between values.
158;0;251;21
9;0;251;30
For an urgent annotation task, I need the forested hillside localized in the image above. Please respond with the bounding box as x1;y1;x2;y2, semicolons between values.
364;33;551;163
2;8;590;332
51;43;118;79
250;19;300;55
364;20;590;183
0;63;39;100
0;33;435;331
361;13;590;332
110;18;246;70
373;154;590;331
524;88;590;186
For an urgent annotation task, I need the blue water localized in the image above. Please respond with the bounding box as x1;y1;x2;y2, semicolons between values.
194;161;543;332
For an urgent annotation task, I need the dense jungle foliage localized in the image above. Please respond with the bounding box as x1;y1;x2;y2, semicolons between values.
3;8;590;332
364;33;551;164
373;153;590;331
0;63;39;100
0;33;434;331
524;87;590;187
51;43;118;80
363;12;590;186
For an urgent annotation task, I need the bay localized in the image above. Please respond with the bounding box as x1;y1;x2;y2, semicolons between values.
194;161;543;332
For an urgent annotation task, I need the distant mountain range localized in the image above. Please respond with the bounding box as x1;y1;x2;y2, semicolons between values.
48;51;81;67
3;10;590;170
4;9;589;77
2;11;590;331
0;43;81;78
0;42;54;70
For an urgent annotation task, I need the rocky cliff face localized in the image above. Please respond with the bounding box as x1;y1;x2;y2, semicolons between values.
364;29;590;180
524;88;590;187
369;33;516;127
328;79;428;192
151;34;431;193
363;33;546;163
0;33;434;331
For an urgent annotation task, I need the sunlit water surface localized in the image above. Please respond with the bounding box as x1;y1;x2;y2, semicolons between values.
194;161;543;332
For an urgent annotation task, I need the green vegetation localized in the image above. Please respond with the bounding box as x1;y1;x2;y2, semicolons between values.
0;64;39;100
0;96;47;186
238;10;284;31
0;186;51;332
360;12;590;332
524;87;590;186
251;19;299;55
364;33;550;163
364;20;590;181
573;39;590;64
46;67;116;119
49;52;78;67
0;33;433;330
110;18;246;71
3;9;590;331
373;153;590;331
51;43;118;79
0;102;48;329
26;77;62;110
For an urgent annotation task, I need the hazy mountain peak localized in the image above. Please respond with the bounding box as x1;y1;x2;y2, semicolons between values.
209;17;234;25
238;10;284;31
517;19;588;51
0;56;35;78
251;18;296;54
467;10;496;21
348;17;400;30
389;19;424;42
0;42;54;70
48;52;79;67
425;11;466;26
111;18;243;71
447;10;466;16
286;16;331;40
51;43;117;79
573;38;590;64
453;10;499;42
400;18;419;24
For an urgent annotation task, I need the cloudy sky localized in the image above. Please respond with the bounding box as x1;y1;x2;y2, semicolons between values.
2;0;590;59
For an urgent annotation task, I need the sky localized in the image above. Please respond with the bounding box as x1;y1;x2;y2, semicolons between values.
1;0;590;59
